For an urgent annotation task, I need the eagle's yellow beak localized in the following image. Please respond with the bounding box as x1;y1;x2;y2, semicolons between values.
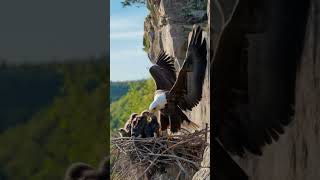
147;109;155;121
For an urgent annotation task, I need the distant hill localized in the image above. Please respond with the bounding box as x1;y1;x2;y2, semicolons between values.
0;66;62;132
110;80;149;103
110;79;154;132
110;81;130;103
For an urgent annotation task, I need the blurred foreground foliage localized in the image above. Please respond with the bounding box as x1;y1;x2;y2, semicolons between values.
0;58;108;180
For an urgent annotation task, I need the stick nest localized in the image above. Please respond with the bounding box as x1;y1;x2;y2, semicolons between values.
111;125;209;180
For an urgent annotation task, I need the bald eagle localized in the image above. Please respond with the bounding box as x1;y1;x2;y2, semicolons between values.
148;25;207;133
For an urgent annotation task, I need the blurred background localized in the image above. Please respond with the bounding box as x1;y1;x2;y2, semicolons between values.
0;0;108;179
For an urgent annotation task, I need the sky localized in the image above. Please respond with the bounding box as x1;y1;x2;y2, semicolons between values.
0;0;107;63
110;0;152;81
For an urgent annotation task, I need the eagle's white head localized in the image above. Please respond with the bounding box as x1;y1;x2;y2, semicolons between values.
149;90;167;114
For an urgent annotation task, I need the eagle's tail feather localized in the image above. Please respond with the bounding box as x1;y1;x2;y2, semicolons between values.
187;120;199;129
179;109;199;130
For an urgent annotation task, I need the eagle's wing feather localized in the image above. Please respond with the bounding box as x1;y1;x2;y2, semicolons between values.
213;0;307;156
155;51;176;79
149;51;176;90
169;26;207;110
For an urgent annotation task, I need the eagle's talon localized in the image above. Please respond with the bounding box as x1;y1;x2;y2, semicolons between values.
167;132;173;141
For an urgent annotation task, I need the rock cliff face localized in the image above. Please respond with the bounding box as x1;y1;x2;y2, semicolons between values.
210;0;320;179
144;0;210;179
234;1;320;179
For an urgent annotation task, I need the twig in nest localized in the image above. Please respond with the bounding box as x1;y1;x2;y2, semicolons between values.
111;126;209;179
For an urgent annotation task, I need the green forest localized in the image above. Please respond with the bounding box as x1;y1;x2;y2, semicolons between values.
0;58;108;180
110;79;155;134
110;81;130;103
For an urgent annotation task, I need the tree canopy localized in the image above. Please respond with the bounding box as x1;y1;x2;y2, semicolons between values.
121;0;146;7
110;79;155;134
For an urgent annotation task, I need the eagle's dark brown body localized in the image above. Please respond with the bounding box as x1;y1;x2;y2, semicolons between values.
149;25;207;133
127;111;160;138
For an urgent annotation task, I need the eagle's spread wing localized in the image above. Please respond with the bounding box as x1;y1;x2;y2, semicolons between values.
149;51;176;91
169;25;207;111
213;0;308;156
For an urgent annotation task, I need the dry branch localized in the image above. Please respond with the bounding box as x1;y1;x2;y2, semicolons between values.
111;126;209;180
